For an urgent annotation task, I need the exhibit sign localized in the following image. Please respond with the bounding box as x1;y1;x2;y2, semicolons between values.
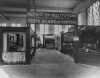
28;12;77;25
2;32;26;63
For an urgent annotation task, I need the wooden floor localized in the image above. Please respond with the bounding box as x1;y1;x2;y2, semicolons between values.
0;49;100;78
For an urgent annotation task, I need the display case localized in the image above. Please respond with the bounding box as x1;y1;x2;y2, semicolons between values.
55;25;75;55
0;27;32;64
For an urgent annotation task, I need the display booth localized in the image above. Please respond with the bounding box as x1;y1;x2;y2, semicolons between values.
61;31;74;55
0;27;32;64
43;34;55;49
27;11;78;53
74;25;100;64
55;25;76;56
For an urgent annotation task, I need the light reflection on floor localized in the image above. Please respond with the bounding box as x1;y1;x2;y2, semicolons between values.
0;49;100;78
1;64;100;78
76;63;100;78
0;69;10;78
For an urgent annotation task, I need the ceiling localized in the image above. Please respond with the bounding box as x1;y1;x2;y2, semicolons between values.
0;0;85;19
36;0;82;9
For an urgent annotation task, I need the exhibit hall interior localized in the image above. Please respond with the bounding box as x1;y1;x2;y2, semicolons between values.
0;0;100;78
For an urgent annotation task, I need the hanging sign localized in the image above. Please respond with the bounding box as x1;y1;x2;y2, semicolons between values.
28;19;77;25
28;12;77;25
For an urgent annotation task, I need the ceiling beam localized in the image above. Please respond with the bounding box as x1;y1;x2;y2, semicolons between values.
2;7;26;12
1;6;73;13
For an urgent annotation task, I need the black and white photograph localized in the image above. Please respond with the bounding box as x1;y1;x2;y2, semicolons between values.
0;0;100;78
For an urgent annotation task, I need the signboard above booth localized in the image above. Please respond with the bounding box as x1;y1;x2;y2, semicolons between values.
28;12;77;25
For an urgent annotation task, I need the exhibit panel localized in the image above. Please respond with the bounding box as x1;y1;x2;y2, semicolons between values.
55;25;77;55
43;34;55;49
2;32;26;63
61;26;75;55
0;27;32;64
74;25;100;63
74;0;100;64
